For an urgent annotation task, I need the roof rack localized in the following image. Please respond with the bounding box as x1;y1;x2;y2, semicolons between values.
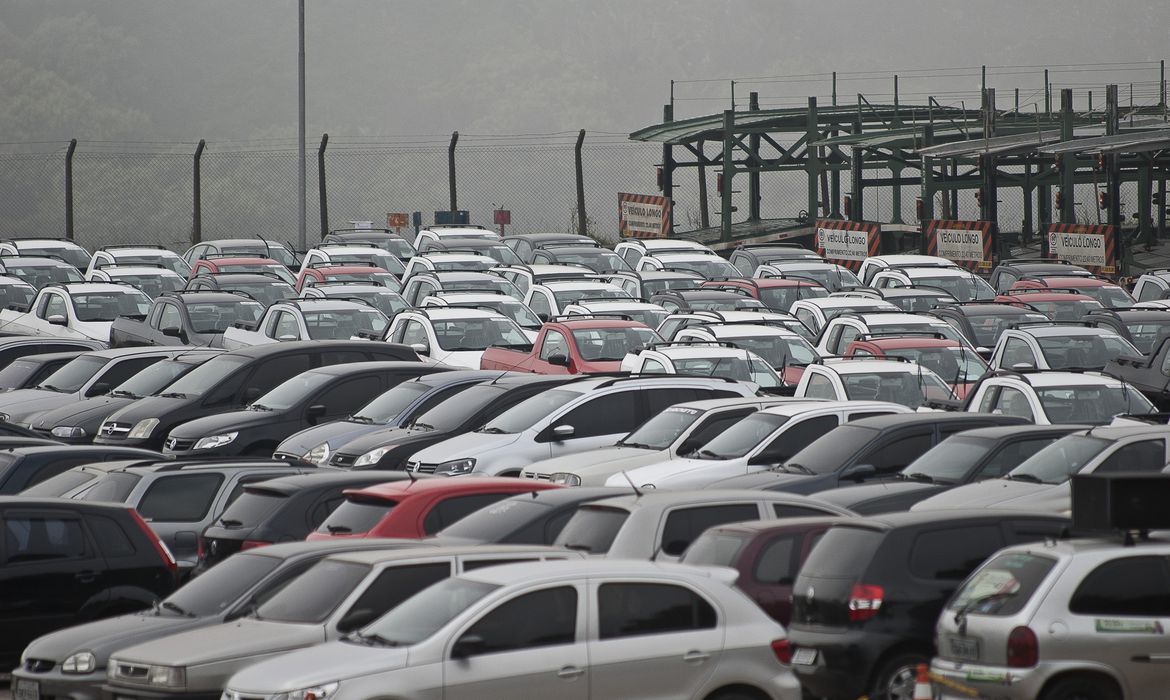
855;331;952;341
308;261;381;269
100;244;168;251
815;354;915;365
550;313;635;322
95;262;170;270
0;253;72;264
200;270;290;282
318;242;382;250
538;241;602;251
646;340;739;350
422;223;489;230
567;296;651;305
835;309;919;320
1001;287;1093;296
201;253;277;260
432;289;510;297
593;373;740;388
735;242;812;251
1007;320;1098;330
999;259;1082;267
327;228;395;235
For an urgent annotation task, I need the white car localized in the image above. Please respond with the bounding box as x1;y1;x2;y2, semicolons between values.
856;254;959;285
789;296;899;335
796;357;958;409
489;263;596;295
299;282;409;320
222;559;803;700
870;265;997;302
636;251;740;279
657;309;816;343
421;291;543;339
401;252;498;280
520;396;799;484
989;324;1139;371
965;370;1155;424
221;299;390;350
608;400;911;490
815;310;971;354
561;298;669;330
674;322;820;371
300;243;408;278
0;282;151;343
614;237;715;267
385;307;530;369
406;375;756;476
524;280;632;320
86;245;191;276
620;343;785;391
85;265;187;299
754;261;863;292
0;237;91;271
414;224;499;248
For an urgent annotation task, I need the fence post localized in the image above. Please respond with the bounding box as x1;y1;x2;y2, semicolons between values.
318;133;329;240
192;139;205;246
64;138;77;240
448;131;459;217
574;129;587;237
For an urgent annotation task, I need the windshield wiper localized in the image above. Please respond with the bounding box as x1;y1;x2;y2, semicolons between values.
953;590;1018;632
563;543;593;552
158;392;188;399
1004;473;1043;484
781;463;812;474
411;421;435;432
107;389;139;399
901;472;935;484
249;404;274;411
618;441;655;450
349;415;374;424
346;631;401;647
477;426;507;434
696;449;725;460
219;517;243;527
37;384;66;393
325;524;352;534
160;601;195;618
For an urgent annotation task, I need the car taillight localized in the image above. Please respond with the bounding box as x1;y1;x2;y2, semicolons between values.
848;583;884;622
196;537;205;561
771;639;792;665
241;540;272;551
128;508;177;575
1007;626;1038;668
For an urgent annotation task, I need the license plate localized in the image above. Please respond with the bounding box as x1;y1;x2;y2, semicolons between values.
14;680;40;700
791;648;818;665
949;636;980;661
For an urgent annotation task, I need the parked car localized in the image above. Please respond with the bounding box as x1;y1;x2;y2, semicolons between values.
987;259;1092;292
0;275;38;311
728;242;823;275
789;296;899;335
964;369;1156;424
1085;307;1170;354
794;356;958;409
0;238;92;271
869;265;996;301
620;342;785;391
183;271;296;307
608;269;703;299
384;307;530;369
189;256;296;285
0;256;86;288
220;298;390;349
416;236;525;266
673;321;818;379
840;286;957;313
297;243;406;279
0;282;151;343
223;558;803;700
0;497;177;670
815;310;971;355
400;271;521;305
614;237;714;266
18;459;141;498
183;239;299;271
756;260;864;293
637;251;741;279
480;316;659;374
530;244;631;273
0;444;161;494
421;290;542;335
428;487;629;545
650;288;766;313
109;291;264;348
1104;332;1170;409
997;288;1105;321
85;244;191;277
856;253;959;285
524;279;634;319
86;264;187;299
843;332;987;398
322;229;415;262
559;298;669;331
299;282;409;321
989;323;1138;371
1009;274;1134;308
703;277;829;313
295;262;402;292
925;302;1050;354
787;510;1069;700
0;336;105;382
503;232;598;260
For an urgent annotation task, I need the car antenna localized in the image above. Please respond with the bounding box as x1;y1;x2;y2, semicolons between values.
619;470;642;498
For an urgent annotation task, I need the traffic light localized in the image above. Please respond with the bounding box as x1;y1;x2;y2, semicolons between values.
1099;190;1110;210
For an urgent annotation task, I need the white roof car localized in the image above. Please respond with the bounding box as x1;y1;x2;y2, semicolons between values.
86;245;191;276
611;400;912;490
299;283;409;320
816;311;971;354
385;307;529;369
674;323;820;370
414;225;500;246
299;244;407;278
754;261;864;292
401;252;497;280
857;254;959;285
421;290;542;337
870;266;997;302
524;280;633;318
489;263;596;295
561;299;669;331
0;282;152;343
1132;270;1170;303
615;237;715;266
0;238;91;271
620;343;784;391
796;357;958;409
989;324;1140;371
85;265;187;298
657;309;816;343
635;252;740;279
965;370;1156;425
790;296;899;334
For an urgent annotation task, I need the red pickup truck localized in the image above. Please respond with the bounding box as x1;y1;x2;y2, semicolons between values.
480;317;661;374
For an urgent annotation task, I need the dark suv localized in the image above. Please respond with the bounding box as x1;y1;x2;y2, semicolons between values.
0;497;178;669
787;510;1069;700
93;341;419;451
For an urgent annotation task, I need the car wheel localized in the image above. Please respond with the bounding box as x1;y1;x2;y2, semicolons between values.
706;688;767;700
1042;676;1121;700
870;652;927;700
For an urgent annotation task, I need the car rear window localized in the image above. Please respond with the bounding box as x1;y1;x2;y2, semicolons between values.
947;552;1057;617
315;496;395;536
554;505;629;554
80;472;142;503
799;526;883;578
680;531;750;568
909;525;1005;581
216;489;289;529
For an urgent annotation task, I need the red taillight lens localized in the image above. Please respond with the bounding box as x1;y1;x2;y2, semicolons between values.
770;639;792;665
848;583;884;622
128;509;177;575
1007;626;1038;668
196;537;205;561
241;540;272;551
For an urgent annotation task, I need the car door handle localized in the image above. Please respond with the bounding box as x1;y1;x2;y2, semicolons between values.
682;650;711;663
74;570;98;583
557;666;585;679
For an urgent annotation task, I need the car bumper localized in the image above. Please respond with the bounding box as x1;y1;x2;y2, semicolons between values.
11;669;104;700
930;659;1050;700
788;628;882;700
101;685;221;700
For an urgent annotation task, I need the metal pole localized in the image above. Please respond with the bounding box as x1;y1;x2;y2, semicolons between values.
832;72;837;106
807;97;820;223
661;105;675;235
697;140;710;229
317;133;329;240
574;129;587;237
448;131;459;215
192;139;205;246
748;92;761;221
1044;69;1051;114
721;110;734;242
1161;59;1167;108
64;138;77;241
1106;84;1122;230
297;0;306;251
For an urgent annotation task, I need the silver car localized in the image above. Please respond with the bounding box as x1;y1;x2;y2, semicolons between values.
933;535;1170;700
223;559;803;700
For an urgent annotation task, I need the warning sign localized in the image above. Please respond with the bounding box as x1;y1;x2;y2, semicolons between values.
924;220;994;271
814;220;880;270
619;193;671;238
386;213;409;229
1042;223;1118;276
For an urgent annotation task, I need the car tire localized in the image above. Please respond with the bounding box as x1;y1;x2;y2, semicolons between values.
1042;675;1121;700
870;652;927;700
706;688;767;700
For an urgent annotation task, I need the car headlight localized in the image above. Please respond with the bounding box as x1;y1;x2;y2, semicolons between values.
52;426;87;439
354;446;390;467
549;472;581;486
304;442;330;465
128;418;159;439
286;682;339;700
61;651;96;674
435;458;476;475
193;432;238;450
148;665;186;689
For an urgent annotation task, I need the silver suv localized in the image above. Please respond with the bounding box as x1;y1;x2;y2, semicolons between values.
933;534;1170;699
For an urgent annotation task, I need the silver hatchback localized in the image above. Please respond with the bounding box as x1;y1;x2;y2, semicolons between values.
932;536;1170;700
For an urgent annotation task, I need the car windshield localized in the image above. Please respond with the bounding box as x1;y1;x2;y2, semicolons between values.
185;301;265;333
870;322;968;345
37;355;108;393
879;346;988;384
3;263;84;286
1036;334;1138;369
360;577;499;646
113;255;189;276
1023;298;1104;321
782;424;879;474
303;309;389;340
114;359;206;399
680;531;750;567
432;317;529;351
334;290;408;318
408;383;506;431
619;405;708;451
552;288;631;308
162;552;281;617
902;436;994;484
352;380;437;424
947;552;1058;617
672;355;782;388
774;265;862;291
1035;384;1155;423
967;312;1050;348
161;355;248;398
659;257;738;279
1007;435;1111;484
696;412;789;460
472;245;523;266
467;300;542;329
910;274;996;302
322;272;401;291
445;277;522;299
1124;322;1170;354
554;505;630;554
0;282;36;310
214;488;288;528
220;263;296;285
109;274;186;298
571;327;659;361
886;293;955;313
72;291;152;321
256;559;371;623
0;358;42;390
19;468;98;497
1079;285;1134;309
759;285;829;312
841;370;956;408
642;277;701;295
554;251;630;273
316;497;394;535
722;334;818;369
19;247;90;270
221;281;295;306
253;371;334;411
480;388;579;434
329;252;406;276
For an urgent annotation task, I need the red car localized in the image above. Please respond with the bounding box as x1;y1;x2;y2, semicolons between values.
306;477;561;540
480;317;661;374
1009;275;1134;309
681;517;853;626
701;278;828;313
189;256;296;285
295;263;402;292
843;333;989;399
995;288;1104;321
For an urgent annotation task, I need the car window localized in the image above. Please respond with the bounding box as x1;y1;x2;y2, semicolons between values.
313;377;384;415
803;373;838;399
659;504;759;556
273;311;301;340
753;534;799;584
87;515;136;557
774;503;835;518
89;357;163;395
598;583;716;639
1070;556;1170;616
1000;337;1036;369
137;473;224;522
337;563;451;632
539;330;569;360
641;358;667;373
240;354;312;400
759;414;839;463
459;586;577;655
862;430;934;473
975;437;1060;479
3;516;88;563
1095;439;1166;474
400;320;430;347
157;303;183;331
684;410;755;452
1138;280;1166;302
43;293;68;320
989;386;1035;420
528;290;553;318
909;525;1004;580
422;493;513;535
644;388;703;414
555;392;638;439
948;552;1057;617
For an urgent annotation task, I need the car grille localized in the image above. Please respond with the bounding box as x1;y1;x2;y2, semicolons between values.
407;461;437;474
271;452;302;462
330;452;357;468
112;662;151;684
523;472;552;480
99;421;131;438
165;437;196;451
23;658;55;674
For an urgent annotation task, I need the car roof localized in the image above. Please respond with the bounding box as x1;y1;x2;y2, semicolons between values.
0;336;99;348
800;297;897;309
466;486;634;508
870;254;956;265
10;239;85;249
670;396;807;412
303;361;435;377
818;358;930;374
330;544;572;567
758;400;892;417
542;280;622;290
85;345;194;359
830;508;1069;532
11;350;88;363
691;324;803;339
1066;424;1170;440
846;312;947;325
52;282;136;295
854;336;960;349
0;445;157;459
702;515;857;537
2;257;76;267
845;412;1029;430
1005;371;1126;387
242;470;415;495
554;318;651;329
459;558;733;586
312;265;392;274
345;476;556;500
200;256;280;265
218;339;412;360
407;307;503;320
1028;276;1112;286
943;423;1091;440
648;346;767;360
648;252;720;261
581;489;842;511
0;496;133;512
1015;325;1116;337
169;291;255;304
944;303;1044;316
201;272;290;283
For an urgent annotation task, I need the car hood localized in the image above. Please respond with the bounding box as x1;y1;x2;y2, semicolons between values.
105;395;191;423
0;388;68;411
275;421;387;457
815;480;947;513
0;392;79;421
409;430;520;463
705;470;806;490
524;445;658;479
433;349;484;369
22;612;205;665
911;478;1065;511
168;410;281;439
29;395;135;431
329;426;451;456
610;455;733;487
114;618;324;667
227;640;408;694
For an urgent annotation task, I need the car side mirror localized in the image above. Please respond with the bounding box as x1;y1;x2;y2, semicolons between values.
451;634;486;660
536;313;549;322
88;382;111;396
162;326;184;338
47;314;68;326
410;342;430;357
552;424;575;439
277;334;299;342
660;539;689;557
546;353;569;367
336;607;377;633
243;387;263;403
1010;362;1035;372
842;463;877;482
306;404;326;423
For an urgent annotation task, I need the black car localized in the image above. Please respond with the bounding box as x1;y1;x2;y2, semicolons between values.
712;413;1030;493
429;486;629;545
0;444;162;494
0;350;91;391
0;497;178;669
728;243;822;276
30;349;223;444
988;260;1091;292
1085;307;1170;354
327;373;581;469
0;336;105;371
815;424;1083;514
109;291;266;348
649;289;766;313
787;510;1069;700
183;272;296;307
926;302;1050;354
93;341;420;451
162;361;436;458
197;471;417;568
